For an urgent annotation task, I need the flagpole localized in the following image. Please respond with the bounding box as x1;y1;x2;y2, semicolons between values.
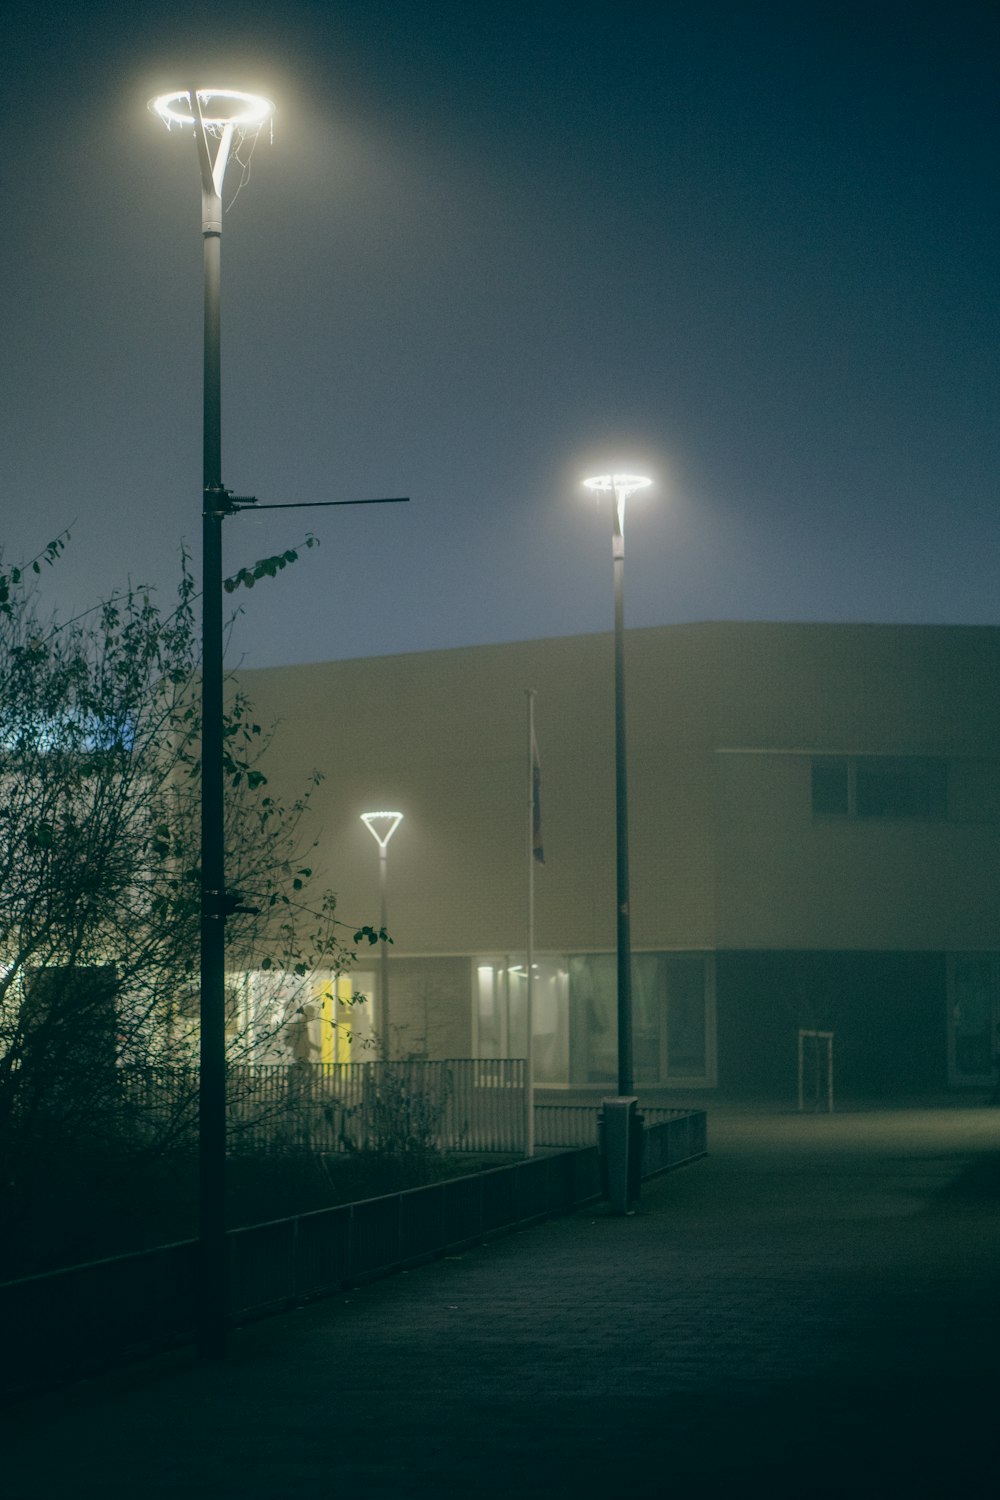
525;689;537;1158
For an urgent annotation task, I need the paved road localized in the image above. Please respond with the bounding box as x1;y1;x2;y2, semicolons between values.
4;1106;999;1497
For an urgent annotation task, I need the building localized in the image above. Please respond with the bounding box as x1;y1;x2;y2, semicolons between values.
237;622;1000;1099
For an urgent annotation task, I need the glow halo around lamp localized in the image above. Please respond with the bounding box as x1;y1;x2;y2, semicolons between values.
149;88;275;129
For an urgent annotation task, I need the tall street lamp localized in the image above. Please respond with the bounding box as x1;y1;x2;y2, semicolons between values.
361;812;404;1059
582;472;652;1098
150;86;274;1360
150;88;408;1358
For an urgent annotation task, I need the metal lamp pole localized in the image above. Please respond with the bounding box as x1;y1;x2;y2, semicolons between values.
361;812;404;1059
583;473;652;1098
196;94;234;1365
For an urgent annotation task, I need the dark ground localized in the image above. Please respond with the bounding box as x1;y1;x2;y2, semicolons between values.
3;1103;999;1497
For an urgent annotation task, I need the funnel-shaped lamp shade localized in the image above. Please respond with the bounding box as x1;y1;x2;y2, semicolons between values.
361;811;404;849
583;472;652;538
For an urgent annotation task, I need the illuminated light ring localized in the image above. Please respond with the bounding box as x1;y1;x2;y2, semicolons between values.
583;473;653;497
150;88;275;128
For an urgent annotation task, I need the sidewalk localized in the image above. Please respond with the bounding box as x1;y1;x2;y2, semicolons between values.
4;1105;999;1497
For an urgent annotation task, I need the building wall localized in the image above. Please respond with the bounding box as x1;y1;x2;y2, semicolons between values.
388;957;473;1058
713;750;1000;950
236;622;1000;1092
715;951;947;1097
239;621;1000;959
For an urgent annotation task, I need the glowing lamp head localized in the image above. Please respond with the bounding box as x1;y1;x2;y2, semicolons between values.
583;472;652;539
149;87;275;130
361;811;404;849
582;473;653;502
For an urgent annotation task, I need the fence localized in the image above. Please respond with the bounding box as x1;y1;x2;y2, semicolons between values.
120;1059;527;1156
534;1103;704;1149
0;1109;706;1399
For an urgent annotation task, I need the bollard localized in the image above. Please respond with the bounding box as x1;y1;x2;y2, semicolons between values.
599;1096;644;1214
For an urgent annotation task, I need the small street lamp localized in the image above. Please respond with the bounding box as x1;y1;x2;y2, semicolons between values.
361;811;404;1059
582;472;652;1099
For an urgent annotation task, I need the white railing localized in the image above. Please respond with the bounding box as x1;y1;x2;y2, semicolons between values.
119;1060;528;1156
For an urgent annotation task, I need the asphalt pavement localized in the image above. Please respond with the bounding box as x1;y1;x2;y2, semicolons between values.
4;1103;999;1498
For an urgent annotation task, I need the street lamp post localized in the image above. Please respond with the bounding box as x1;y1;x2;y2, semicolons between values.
150;86;274;1360
361;811;404;1059
583;472;652;1099
150;88;410;1357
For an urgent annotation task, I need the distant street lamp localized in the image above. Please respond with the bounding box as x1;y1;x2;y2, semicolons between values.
582;472;652;1098
361;811;404;1059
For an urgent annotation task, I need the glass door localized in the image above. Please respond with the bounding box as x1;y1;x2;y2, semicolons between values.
567;951;716;1088
474;957;569;1082
947;954;1000;1086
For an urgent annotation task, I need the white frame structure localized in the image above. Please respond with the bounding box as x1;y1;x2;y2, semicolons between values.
798;1029;834;1112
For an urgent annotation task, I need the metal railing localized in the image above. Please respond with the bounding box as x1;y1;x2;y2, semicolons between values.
641;1109;708;1173
1;1107;706;1398
535;1103;703;1150
225;1149;602;1320
120;1059;527;1156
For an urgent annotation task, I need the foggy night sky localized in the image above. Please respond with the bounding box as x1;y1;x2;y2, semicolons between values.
2;0;997;670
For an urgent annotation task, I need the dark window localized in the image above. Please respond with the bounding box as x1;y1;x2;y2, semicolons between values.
811;756;948;820
855;758;947;818
811;759;849;815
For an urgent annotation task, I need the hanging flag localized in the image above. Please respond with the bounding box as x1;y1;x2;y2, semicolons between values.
532;728;545;864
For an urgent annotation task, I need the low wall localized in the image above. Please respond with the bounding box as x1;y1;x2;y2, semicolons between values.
1;1110;706;1399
